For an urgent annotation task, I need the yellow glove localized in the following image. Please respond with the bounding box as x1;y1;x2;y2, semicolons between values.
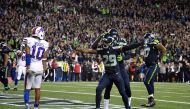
117;54;123;61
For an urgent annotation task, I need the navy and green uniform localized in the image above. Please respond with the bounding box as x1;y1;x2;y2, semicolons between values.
95;42;143;109
104;40;132;100
144;39;160;96
0;44;9;89
96;45;129;109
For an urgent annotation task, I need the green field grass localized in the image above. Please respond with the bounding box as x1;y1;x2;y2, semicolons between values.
0;82;190;109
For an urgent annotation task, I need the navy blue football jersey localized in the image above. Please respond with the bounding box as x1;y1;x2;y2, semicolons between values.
0;46;9;66
96;45;121;73
112;39;130;63
144;43;159;66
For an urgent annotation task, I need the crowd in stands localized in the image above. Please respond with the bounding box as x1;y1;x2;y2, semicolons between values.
0;0;190;83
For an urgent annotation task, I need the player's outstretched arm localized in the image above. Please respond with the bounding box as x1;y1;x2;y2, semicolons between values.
76;48;97;54
91;32;107;49
155;43;167;56
121;42;143;52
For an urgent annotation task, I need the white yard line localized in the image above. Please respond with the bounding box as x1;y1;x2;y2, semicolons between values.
40;84;190;95
0;93;147;109
40;89;190;105
16;82;190;96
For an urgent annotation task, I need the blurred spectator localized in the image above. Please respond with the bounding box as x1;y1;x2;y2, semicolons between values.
74;61;81;82
1;0;190;83
62;59;69;82
158;62;167;82
91;60;99;81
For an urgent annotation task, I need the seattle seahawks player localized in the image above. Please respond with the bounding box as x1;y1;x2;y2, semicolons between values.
104;35;132;109
92;29;132;109
23;26;49;109
77;33;144;109
141;33;166;107
0;40;10;91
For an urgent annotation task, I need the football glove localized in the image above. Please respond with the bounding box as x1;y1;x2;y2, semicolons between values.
117;54;123;61
0;67;6;73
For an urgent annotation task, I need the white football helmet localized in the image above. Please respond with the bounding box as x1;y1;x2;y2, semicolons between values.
32;26;45;40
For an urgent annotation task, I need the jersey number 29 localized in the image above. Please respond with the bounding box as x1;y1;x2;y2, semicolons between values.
103;55;117;66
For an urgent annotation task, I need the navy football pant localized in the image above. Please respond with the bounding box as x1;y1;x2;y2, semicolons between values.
104;63;131;99
144;64;159;95
0;67;9;88
96;72;129;109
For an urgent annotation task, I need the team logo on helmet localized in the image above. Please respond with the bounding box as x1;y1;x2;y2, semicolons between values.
32;26;45;40
108;28;119;41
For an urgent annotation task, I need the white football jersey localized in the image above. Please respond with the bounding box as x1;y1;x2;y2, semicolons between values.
24;37;49;72
17;51;26;67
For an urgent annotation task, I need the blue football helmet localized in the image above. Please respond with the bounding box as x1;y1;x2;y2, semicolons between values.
102;33;114;48
108;28;119;41
144;33;160;45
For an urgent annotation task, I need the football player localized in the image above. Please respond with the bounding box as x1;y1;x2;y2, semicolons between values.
23;26;49;109
141;33;166;107
0;39;10;91
13;46;26;91
77;33;144;109
92;29;132;109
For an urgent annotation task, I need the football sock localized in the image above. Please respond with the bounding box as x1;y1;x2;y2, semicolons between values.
34;102;39;107
3;78;8;87
149;94;154;98
104;99;109;109
25;103;29;109
128;97;131;106
15;79;18;86
24;89;30;103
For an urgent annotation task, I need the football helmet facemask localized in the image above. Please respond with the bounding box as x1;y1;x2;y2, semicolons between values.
102;33;114;48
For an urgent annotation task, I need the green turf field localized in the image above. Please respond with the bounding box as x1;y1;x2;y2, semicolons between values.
0;82;190;109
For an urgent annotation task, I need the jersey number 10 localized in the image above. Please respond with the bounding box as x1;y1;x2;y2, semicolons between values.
31;45;45;60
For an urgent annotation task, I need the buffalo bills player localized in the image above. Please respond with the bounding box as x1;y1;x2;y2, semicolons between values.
77;33;144;109
141;33;166;107
23;26;49;109
13;47;26;91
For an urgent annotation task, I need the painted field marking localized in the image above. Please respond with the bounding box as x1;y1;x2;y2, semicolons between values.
40;89;190;105
0;93;147;109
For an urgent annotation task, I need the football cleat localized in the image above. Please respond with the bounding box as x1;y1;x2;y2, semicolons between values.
141;97;156;107
13;87;17;91
4;87;10;91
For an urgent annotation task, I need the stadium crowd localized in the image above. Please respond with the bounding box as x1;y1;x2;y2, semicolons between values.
0;0;190;83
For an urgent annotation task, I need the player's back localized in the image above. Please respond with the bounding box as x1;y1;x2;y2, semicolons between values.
26;37;49;72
